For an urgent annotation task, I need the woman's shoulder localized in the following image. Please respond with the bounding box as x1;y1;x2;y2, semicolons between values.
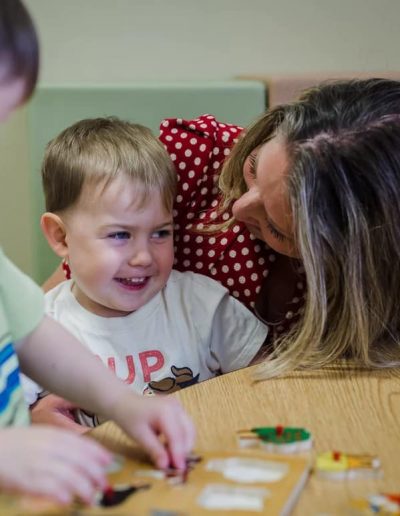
159;115;242;216
159;114;243;149
160;115;242;189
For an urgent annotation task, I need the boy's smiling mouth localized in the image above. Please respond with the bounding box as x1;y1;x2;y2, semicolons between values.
115;277;149;288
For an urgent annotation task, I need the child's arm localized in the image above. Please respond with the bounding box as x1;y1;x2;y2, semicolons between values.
17;315;195;470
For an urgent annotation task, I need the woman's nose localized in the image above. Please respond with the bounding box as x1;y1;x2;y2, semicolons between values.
232;189;259;222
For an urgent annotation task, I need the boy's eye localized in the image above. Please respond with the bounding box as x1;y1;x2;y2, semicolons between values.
152;229;172;239
108;231;130;240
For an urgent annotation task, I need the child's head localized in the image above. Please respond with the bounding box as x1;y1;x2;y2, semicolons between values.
42;117;176;214
41;117;177;318
0;0;39;120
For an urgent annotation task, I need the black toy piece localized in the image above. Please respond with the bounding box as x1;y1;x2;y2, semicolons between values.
99;483;150;507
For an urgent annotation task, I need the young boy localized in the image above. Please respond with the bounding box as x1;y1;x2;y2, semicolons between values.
0;1;194;505
25;117;268;427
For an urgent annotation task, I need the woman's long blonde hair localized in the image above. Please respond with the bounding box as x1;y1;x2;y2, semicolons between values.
220;78;400;378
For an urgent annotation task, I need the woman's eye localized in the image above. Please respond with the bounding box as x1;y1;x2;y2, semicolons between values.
266;221;286;242
109;231;130;240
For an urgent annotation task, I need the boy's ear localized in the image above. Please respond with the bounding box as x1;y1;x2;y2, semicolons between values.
40;212;69;258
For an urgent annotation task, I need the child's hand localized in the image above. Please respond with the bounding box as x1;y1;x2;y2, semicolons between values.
0;426;112;505
19;317;195;472
31;394;88;434
111;393;195;471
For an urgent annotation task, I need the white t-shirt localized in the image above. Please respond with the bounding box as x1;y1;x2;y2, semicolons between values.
23;270;267;424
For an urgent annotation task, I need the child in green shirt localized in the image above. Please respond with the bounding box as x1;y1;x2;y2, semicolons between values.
0;0;194;505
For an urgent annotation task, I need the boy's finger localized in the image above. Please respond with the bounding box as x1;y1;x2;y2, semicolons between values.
136;427;169;469
53;414;89;434
168;401;196;461
158;416;187;470
179;411;196;454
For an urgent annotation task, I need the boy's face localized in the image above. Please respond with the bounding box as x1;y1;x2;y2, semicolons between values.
62;176;174;317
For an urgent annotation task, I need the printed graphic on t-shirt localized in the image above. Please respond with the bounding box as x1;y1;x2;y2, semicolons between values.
143;365;200;395
100;349;166;385
96;349;200;394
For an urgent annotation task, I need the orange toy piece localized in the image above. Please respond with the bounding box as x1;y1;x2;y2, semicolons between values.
351;492;400;514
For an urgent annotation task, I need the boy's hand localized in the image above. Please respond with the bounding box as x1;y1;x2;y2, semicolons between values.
0;426;112;505
110;393;195;471
32;392;195;471
19;317;195;471
31;394;88;434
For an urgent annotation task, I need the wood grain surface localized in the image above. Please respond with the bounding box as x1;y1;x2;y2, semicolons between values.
92;362;400;515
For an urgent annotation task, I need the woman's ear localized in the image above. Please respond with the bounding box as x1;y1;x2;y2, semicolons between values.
40;212;69;258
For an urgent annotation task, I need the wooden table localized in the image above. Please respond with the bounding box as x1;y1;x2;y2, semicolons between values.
93;363;400;515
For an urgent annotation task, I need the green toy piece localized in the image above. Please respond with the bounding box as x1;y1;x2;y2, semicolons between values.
237;425;313;454
251;426;311;444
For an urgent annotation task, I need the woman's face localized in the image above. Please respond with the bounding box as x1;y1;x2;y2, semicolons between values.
232;137;298;257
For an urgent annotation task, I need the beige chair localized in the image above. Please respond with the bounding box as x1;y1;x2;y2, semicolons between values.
240;71;400;106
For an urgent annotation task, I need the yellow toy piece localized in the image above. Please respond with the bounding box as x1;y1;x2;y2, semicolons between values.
315;451;381;480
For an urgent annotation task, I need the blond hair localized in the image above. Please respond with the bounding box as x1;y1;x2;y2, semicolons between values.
42;117;177;214
221;79;400;377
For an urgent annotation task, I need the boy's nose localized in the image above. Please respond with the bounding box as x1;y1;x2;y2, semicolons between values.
128;247;153;268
